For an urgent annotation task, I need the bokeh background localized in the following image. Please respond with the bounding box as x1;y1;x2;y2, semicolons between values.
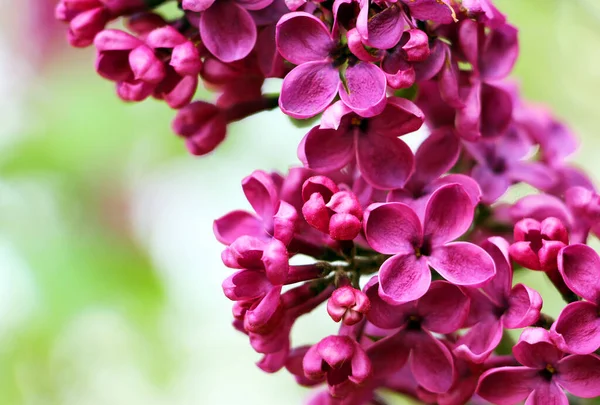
1;1;600;404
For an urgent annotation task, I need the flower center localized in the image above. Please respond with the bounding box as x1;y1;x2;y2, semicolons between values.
540;364;556;381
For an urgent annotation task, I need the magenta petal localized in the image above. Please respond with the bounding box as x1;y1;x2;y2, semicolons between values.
558;244;600;303
182;0;216;12
364;278;412;329
262;239;289;285
472;163;511;203
339;62;387;118
481;237;512;306
368;97;425;136
303;126;354;172
429;242;495;287
424;184;476;245
236;0;274;11
480;83;513;139
509;162;556;191
513;327;563;369
319;101;353;130
405;0;455;24
477;367;540;405
364;202;422;255
129;45;165;84
503;284;542;329
362;5;404;49
419;281;470;334
379;253;431;304
356;132;415;190
200;1;257;63
366;331;410;378
551;301;600;355
455;319;503;363
412;127;460;186
480;23;519;80
242;170;278;222
556;354;600;398
280;61;341;119
410;330;454;393
273;201;298;245
213;210;264;245
222;270;272;301
524;382;568;405
275;12;335;65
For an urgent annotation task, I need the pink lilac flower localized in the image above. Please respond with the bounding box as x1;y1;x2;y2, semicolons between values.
276;12;388;118
477;328;600;404
183;0;273;63
455;237;542;363
303;335;372;398
379;29;431;89
55;0;148;47
364;183;495;303
300;98;424;189
551;244;600;354
508;217;568;271
327;286;370;325
365;279;470;393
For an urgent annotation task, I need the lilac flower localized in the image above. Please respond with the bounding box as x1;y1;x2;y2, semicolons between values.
214;170;298;246
276;12;388;118
455;237;542;363
172;101;227;156
477;328;600;404
364;183;495;304
327;286;370;325
398;0;456;24
300;98;424;189
56;0;147;47
508;217;568;271
301;176;364;241
387;127;481;218
183;0;273;63
303;335;372;398
365;280;470;393
379;29;431;89
550;244;600;354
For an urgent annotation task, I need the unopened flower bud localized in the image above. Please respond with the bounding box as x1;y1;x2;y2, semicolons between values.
509;217;568;270
327;286;371;325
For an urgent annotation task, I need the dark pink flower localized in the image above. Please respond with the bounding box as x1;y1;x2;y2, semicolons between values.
455;237;542;363
172;101;227;155
477;328;600;404
508;217;568;271
380;29;431;89
303;335;372;398
365;280;470;393
364;183;495;304
301;176;364;241
550;244;600;354
183;0;272;62
56;0;147;47
327;286;370;325
276;12;388;118
301;98;424;190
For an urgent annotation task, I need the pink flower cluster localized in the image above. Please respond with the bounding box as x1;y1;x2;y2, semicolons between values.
57;0;600;404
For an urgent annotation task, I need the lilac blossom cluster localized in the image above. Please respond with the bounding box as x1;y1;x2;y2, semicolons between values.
57;0;600;404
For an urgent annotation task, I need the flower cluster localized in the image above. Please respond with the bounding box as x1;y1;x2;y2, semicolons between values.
57;0;600;404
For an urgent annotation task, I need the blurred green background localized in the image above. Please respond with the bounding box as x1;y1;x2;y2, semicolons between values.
0;1;599;404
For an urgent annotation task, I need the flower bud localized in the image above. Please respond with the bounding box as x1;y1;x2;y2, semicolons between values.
327;286;371;325
172;101;227;156
401;29;430;62
509;217;568;270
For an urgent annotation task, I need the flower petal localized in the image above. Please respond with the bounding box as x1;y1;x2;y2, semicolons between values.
356;132;415;190
364;202;422;255
424;184;476;246
412;126;460;187
481;236;512;306
339;62;387;117
524;382;568;405
455;319;503;363
303;126;355;172
280;61;341;119
556;354;600;398
419;281;470;334
503;284;542;329
513;327;562;369
558;244;600;303
551;301;600;355
429;242;495;287
368;96;425;137
275;12;335;65
480;23;519;80
477;367;540;405
200;1;257;62
364;278;412;329
410;330;455;393
213;210;264;245
362;5;404;49
379;253;431;304
242;170;278;222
